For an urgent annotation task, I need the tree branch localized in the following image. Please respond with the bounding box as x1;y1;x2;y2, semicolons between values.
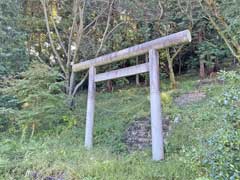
50;17;68;59
67;0;80;68
199;0;239;61
104;21;125;40
95;0;114;57
72;1;85;64
158;0;164;20
41;0;66;76
72;72;88;97
83;7;108;32
171;45;184;61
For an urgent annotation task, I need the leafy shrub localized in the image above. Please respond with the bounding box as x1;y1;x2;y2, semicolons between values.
202;127;240;179
0;94;20;109
0;94;20;132
218;70;240;83
161;92;172;107
1;62;74;137
200;70;240;179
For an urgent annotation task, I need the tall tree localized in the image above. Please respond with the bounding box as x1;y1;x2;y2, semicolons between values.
40;0;122;100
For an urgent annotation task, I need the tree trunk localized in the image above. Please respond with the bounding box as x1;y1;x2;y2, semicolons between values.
178;57;182;75
69;71;76;96
166;49;177;89
107;80;113;92
199;60;205;79
168;59;177;89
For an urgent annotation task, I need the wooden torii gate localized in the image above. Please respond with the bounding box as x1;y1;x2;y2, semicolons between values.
72;30;191;161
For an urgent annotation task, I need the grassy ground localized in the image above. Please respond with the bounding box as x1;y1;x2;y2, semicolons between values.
0;76;235;179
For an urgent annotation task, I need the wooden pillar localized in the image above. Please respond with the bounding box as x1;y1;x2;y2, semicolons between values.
85;66;96;149
149;49;164;161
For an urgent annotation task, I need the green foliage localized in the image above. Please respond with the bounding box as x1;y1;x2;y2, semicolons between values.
196;41;228;66
0;130;198;180
202;128;240;179
161;92;173;107
0;62;74;136
0;95;20;109
1;0;240;179
218;70;240;84
0;73;240;179
194;71;240;179
0;94;20;132
0;0;28;76
218;0;240;45
93;88;150;152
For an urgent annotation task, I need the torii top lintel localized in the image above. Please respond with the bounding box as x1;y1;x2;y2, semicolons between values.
72;30;191;72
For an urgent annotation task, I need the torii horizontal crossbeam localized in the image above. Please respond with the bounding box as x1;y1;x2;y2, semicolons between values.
95;63;149;82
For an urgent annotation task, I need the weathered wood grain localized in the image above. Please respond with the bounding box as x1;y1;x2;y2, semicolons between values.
95;63;149;82
149;49;164;161
84;66;96;149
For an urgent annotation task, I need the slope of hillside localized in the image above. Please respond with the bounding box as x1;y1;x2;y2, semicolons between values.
0;73;239;179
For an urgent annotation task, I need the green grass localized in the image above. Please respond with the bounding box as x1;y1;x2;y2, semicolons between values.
0;76;234;179
0;131;199;180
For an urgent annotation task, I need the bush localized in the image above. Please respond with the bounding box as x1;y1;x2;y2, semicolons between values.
161;92;172;107
0;94;20;132
202;127;240;179
0;62;74;137
200;70;240;179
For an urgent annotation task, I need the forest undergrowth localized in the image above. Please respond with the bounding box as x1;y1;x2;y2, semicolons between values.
0;65;239;179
